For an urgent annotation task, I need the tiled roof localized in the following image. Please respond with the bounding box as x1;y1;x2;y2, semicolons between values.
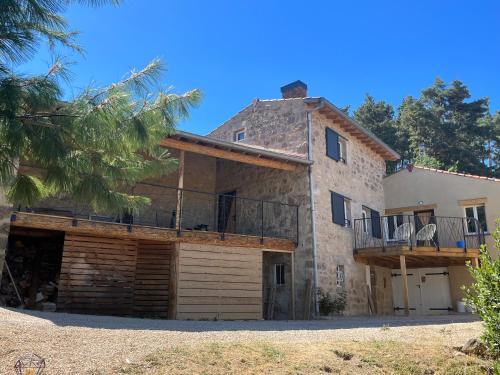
412;165;500;182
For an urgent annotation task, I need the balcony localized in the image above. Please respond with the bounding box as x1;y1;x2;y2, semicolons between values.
353;215;483;268
11;184;299;252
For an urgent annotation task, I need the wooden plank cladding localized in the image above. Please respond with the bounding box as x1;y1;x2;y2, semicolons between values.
58;234;138;315
175;243;263;320
134;240;173;318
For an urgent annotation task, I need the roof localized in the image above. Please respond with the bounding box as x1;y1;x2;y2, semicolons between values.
304;97;400;161
170;131;312;165
208;96;400;162
387;165;500;183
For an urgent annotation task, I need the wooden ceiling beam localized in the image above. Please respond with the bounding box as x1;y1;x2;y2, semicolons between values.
160;138;297;172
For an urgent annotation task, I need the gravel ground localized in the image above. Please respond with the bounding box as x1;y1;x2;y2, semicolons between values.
0;307;483;374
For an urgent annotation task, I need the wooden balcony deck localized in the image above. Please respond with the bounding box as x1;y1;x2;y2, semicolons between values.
354;245;479;268
10;212;296;252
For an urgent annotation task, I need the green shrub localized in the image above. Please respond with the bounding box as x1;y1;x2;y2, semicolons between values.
463;223;500;359
318;289;347;316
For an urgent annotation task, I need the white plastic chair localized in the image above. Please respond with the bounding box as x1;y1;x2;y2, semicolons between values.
416;223;437;247
394;223;413;245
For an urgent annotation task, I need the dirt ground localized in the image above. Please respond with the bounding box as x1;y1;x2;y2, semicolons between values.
0;307;489;374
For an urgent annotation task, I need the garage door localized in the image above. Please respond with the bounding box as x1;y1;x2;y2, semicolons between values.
392;267;452;315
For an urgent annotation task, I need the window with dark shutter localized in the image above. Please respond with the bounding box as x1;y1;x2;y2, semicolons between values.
326;128;340;160
331;192;345;226
371;209;382;239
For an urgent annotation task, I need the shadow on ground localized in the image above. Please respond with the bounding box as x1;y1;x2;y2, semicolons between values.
1;307;480;332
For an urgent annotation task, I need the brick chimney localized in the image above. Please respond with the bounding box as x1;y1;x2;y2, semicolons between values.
280;80;307;99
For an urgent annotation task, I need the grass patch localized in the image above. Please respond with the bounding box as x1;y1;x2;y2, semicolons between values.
120;340;493;375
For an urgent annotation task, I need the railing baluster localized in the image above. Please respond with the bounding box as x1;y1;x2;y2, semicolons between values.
462;217;467;252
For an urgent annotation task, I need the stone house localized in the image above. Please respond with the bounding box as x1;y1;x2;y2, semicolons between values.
0;81;483;319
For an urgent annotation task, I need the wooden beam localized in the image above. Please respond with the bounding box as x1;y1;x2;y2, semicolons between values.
365;265;373;315
160;138;297;172
399;255;410;316
291;251;296;320
385;204;437;215
175;150;185;230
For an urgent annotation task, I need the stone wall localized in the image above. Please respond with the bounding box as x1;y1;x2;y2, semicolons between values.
311;111;391;315
215;159;313;319
209;99;308;155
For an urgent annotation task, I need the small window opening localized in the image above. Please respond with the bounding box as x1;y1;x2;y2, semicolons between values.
336;265;345;288
234;130;245;142
274;263;285;286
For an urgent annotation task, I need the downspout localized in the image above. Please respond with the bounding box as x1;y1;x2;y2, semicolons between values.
306;100;324;317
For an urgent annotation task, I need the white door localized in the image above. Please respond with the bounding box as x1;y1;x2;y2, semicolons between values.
419;268;453;314
391;267;452;315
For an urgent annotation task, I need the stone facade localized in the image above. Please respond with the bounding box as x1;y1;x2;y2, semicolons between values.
310;111;392;315
209;98;309;156
210;98;394;316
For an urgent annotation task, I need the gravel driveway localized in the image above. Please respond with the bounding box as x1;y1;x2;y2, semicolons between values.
0;307;483;374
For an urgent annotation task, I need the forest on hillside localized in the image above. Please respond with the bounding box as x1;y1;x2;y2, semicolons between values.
349;78;499;177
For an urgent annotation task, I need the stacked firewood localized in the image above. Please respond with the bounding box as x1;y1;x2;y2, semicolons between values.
0;239;60;310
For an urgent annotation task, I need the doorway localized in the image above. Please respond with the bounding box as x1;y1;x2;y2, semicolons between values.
414;209;438;247
392;267;452;315
217;191;236;233
0;228;64;310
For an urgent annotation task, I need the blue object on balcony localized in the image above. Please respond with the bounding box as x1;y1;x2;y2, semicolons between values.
456;240;465;248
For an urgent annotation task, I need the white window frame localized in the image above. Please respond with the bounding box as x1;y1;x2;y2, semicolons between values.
384;215;401;242
336;265;345;288
344;199;352;228
338;137;347;163
274;263;285;286
463;205;487;234
361;208;369;234
234;129;246;142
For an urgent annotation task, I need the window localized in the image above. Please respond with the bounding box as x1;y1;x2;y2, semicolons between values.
336;265;345;288
331;192;351;227
234;129;245;142
326;127;347;163
385;215;404;240
464;204;488;233
274;264;285;286
361;208;370;234
339;137;347;163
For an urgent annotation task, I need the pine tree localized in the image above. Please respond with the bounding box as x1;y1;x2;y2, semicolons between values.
0;0;201;213
397;78;492;176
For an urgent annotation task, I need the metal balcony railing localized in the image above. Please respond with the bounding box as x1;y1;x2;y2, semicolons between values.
17;183;299;243
353;215;485;251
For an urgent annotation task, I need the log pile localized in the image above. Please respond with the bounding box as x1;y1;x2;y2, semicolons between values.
0;237;62;310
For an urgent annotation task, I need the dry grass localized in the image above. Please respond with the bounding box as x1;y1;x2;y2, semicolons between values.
119;341;493;375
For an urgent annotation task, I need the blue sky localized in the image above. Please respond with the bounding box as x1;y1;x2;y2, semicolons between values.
22;0;500;135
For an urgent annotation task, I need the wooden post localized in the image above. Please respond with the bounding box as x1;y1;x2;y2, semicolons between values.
175;150;185;231
400;255;410;316
365;265;374;315
472;257;479;268
291;252;296;320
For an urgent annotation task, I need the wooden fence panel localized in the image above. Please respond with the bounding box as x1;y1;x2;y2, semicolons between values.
133;240;173;318
176;243;263;320
58;234;138;315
